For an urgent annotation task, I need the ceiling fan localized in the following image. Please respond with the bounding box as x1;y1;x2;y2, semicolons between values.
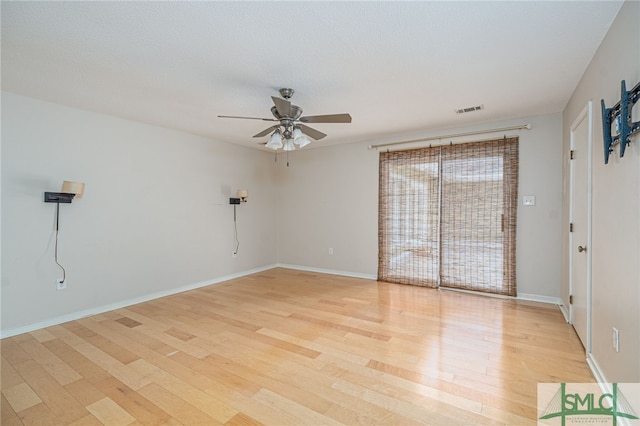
218;88;352;151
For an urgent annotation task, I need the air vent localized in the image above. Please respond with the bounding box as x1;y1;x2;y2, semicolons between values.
455;105;484;114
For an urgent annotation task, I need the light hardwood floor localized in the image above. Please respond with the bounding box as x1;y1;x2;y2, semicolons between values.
2;268;593;425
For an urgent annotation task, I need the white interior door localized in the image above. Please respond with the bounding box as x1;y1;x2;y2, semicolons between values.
569;101;592;352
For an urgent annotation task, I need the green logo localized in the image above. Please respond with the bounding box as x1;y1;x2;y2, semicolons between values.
539;383;639;426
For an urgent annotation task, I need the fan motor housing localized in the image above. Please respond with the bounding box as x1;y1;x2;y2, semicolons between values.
271;105;303;120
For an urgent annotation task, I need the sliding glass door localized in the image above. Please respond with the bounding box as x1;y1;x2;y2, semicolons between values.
378;138;518;296
378;148;441;287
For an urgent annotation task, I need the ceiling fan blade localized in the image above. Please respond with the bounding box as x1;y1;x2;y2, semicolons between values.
271;96;292;117
298;124;327;140
218;115;277;121
299;113;352;123
253;125;280;138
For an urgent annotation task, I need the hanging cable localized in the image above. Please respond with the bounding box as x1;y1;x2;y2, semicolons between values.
53;202;66;282
233;205;240;255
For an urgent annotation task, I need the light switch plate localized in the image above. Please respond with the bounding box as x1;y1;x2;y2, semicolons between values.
523;196;536;206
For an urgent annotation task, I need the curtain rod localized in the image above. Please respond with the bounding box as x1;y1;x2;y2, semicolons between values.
368;124;531;150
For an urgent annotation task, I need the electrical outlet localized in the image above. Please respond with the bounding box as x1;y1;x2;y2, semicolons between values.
613;327;620;352
56;279;66;290
232;252;237;258
328;248;334;255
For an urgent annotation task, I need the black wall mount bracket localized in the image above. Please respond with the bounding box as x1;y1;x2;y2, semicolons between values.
44;192;75;203
601;79;640;164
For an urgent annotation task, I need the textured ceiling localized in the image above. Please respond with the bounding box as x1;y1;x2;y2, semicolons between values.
1;1;623;150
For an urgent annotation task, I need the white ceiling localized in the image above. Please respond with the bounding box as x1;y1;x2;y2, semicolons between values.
1;1;623;150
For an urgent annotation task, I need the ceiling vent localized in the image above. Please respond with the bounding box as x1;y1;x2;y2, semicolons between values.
455;105;484;114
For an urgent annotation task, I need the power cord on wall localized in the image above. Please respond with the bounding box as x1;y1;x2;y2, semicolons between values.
229;191;247;256
233;205;240;255
54;202;67;282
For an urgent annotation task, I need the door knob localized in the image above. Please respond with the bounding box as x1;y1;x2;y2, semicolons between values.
578;245;587;253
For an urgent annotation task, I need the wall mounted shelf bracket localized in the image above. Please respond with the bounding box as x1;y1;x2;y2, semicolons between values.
601;79;640;164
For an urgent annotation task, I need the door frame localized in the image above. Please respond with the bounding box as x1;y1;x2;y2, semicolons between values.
569;100;593;352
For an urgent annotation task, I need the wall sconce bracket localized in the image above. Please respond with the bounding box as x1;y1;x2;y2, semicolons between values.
44;192;75;203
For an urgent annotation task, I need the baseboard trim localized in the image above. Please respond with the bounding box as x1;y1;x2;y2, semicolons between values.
584;354;633;426
558;303;570;323
276;263;377;281
0;264;278;339
587;353;637;426
586;352;609;387
516;293;563;306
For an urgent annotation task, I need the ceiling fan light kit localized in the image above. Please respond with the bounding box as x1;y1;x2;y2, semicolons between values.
283;138;296;151
265;129;283;150
218;88;351;152
292;127;311;148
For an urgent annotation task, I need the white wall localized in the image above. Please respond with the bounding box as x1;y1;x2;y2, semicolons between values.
0;90;578;338
275;142;379;277
562;0;639;382
276;113;565;300
1;94;569;337
1;92;278;335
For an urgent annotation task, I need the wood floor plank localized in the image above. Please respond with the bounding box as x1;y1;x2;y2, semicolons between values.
1;355;25;390
0;268;593;425
251;388;343;426
29;328;57;343
70;341;151;391
63;378;106;407
1;393;24;426
73;320;141;365
98;317;179;357
17;335;83;386
15;402;63;426
67;414;104;426
171;351;263;397
196;348;337;416
113;310;212;359
95;376;173;426
273;353;488;425
11;358;89;424
321;403;398;425
86;397;136;426
243;347;430;424
224;412;265;426
42;336;112;385
128;358;238;423
2;381;43;413
480;404;538;425
88;319;228;394
217;390;302;426
1;338;32;366
330;377;458;425
257;327;371;366
137;382;222;425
